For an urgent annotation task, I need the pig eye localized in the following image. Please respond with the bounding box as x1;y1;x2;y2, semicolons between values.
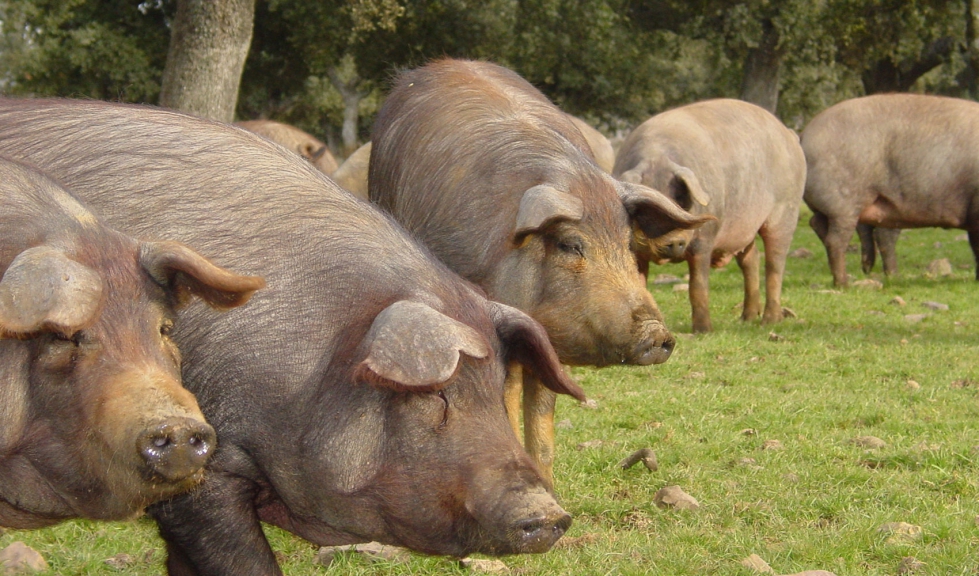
160;320;174;337
557;238;584;257
52;331;82;347
437;390;449;429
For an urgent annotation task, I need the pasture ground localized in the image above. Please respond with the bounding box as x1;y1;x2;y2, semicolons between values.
4;208;979;575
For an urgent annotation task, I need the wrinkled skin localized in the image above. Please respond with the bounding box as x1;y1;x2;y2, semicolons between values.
369;59;710;484
614;99;806;333
0;156;262;528
332;141;371;201
236;120;339;175
803;93;979;286
0;98;587;576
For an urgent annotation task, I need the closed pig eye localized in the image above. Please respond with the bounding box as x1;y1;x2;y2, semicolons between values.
557;238;584;257
437;390;449;429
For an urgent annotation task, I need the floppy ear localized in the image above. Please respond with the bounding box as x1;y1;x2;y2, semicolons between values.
664;158;710;206
356;300;491;392
514;184;584;241
139;241;265;310
0;246;103;338
618;181;715;242
488;301;587;402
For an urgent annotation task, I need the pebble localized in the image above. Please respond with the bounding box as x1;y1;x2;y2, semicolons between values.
906;379;920;391
849;435;886;449
653;485;699;510
852;278;883;289
878;522;923;545
576;439;604;450
317;542;408;566
921;301;948;311
673;283;689;292
652;274;683;285
761;439;784;450
460;558;510;573
904;314;928;323
579;398;599;410
0;542;48;574
889;296;906;306
741;553;774;573
925;258;953;277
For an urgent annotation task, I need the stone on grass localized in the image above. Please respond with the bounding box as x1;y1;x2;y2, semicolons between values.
849;435;886;449
741;553;775;573
906;379;920;391
0;542;47;574
925;258;953;277
460;558;510;573
317;542;408;566
782;306;798;318
618;448;658;472
104;553;134;570
889;296;907;306
898;556;924;574
654;485;699;510
904;314;928;323
652;274;683;285
852;278;882;289
576;439;604;450
789;248;813;259
768;332;784;342
761;439;784;451
921;301;949;311
878;522;923;545
673;283;689;292
579;398;599;410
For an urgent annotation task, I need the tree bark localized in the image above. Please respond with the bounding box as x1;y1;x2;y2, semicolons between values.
159;0;256;122
327;65;365;157
740;18;782;114
861;37;954;94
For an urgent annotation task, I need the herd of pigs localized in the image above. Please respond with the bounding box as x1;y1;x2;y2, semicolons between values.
1;58;976;575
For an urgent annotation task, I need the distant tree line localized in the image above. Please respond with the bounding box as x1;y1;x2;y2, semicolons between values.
1;0;975;155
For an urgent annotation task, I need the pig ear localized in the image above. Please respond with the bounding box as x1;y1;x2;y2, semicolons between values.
665;158;710;206
618;181;715;242
488;301;587;402
139;241;265;311
514;185;584;241
356;300;491;392
0;246;103;338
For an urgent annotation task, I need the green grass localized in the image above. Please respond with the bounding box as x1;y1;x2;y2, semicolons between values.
5;209;979;575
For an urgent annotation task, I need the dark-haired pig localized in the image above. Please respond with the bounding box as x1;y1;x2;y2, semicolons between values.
236;119;339;175
614;99;806;333
0;155;263;528
802;93;979;285
369;58;711;484
0;98;586;575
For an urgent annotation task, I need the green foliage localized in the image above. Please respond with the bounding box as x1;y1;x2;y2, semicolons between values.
6;210;979;574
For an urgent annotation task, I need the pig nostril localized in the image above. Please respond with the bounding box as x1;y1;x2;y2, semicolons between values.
153;436;171;449
520;518;545;535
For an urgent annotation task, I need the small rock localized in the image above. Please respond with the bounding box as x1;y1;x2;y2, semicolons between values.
576;439;604;450
555;419;573;430
768;332;783;342
781;306;797;318
925;258;953;277
741;553;775;573
740;428;757;436
652;274;683;285
738;457;758;467
904;314;928;323
890;296;907;306
921;301;949;311
898;556;925;574
849;435;886;449
460;558;510;573
878;522;923;545
104;553;134;570
0;542;48;574
673;283;689;292
618;448;658;472
317;542;408;566
906;379;920;391
653;485;699;510
789;248;813;259
579;398;599;410
761;439;783;450
955;233;969;241
852;278;883;289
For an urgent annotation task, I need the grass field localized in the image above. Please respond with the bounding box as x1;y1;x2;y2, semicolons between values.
4;209;979;575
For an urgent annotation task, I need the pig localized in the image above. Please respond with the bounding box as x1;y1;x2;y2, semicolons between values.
567;115;616;173
0;98;587;575
369;59;711;484
0;155;263;528
613;99;806;333
332;141;371;200
801;93;979;285
236;119;339;175
857;224;901;276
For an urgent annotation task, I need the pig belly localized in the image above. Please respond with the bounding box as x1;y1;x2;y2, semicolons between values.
859;196;963;228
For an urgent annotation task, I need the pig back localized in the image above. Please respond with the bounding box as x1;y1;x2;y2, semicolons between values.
370;59;597;285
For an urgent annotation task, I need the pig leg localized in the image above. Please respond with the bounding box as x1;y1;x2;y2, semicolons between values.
759;226;793;325
969;228;979;280
504;362;523;439
687;250;713;333
735;239;761;322
874;228;900;276
857;224;876;274
810;210;854;287
523;373;557;489
152;474;281;576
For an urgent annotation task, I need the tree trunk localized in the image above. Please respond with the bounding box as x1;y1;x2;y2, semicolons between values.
740;18;782;114
327;65;365;157
862;37;954;94
963;0;979;98
159;0;256;122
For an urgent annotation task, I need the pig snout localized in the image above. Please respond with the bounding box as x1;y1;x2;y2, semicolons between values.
137;417;216;482
512;507;573;553
630;321;675;365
